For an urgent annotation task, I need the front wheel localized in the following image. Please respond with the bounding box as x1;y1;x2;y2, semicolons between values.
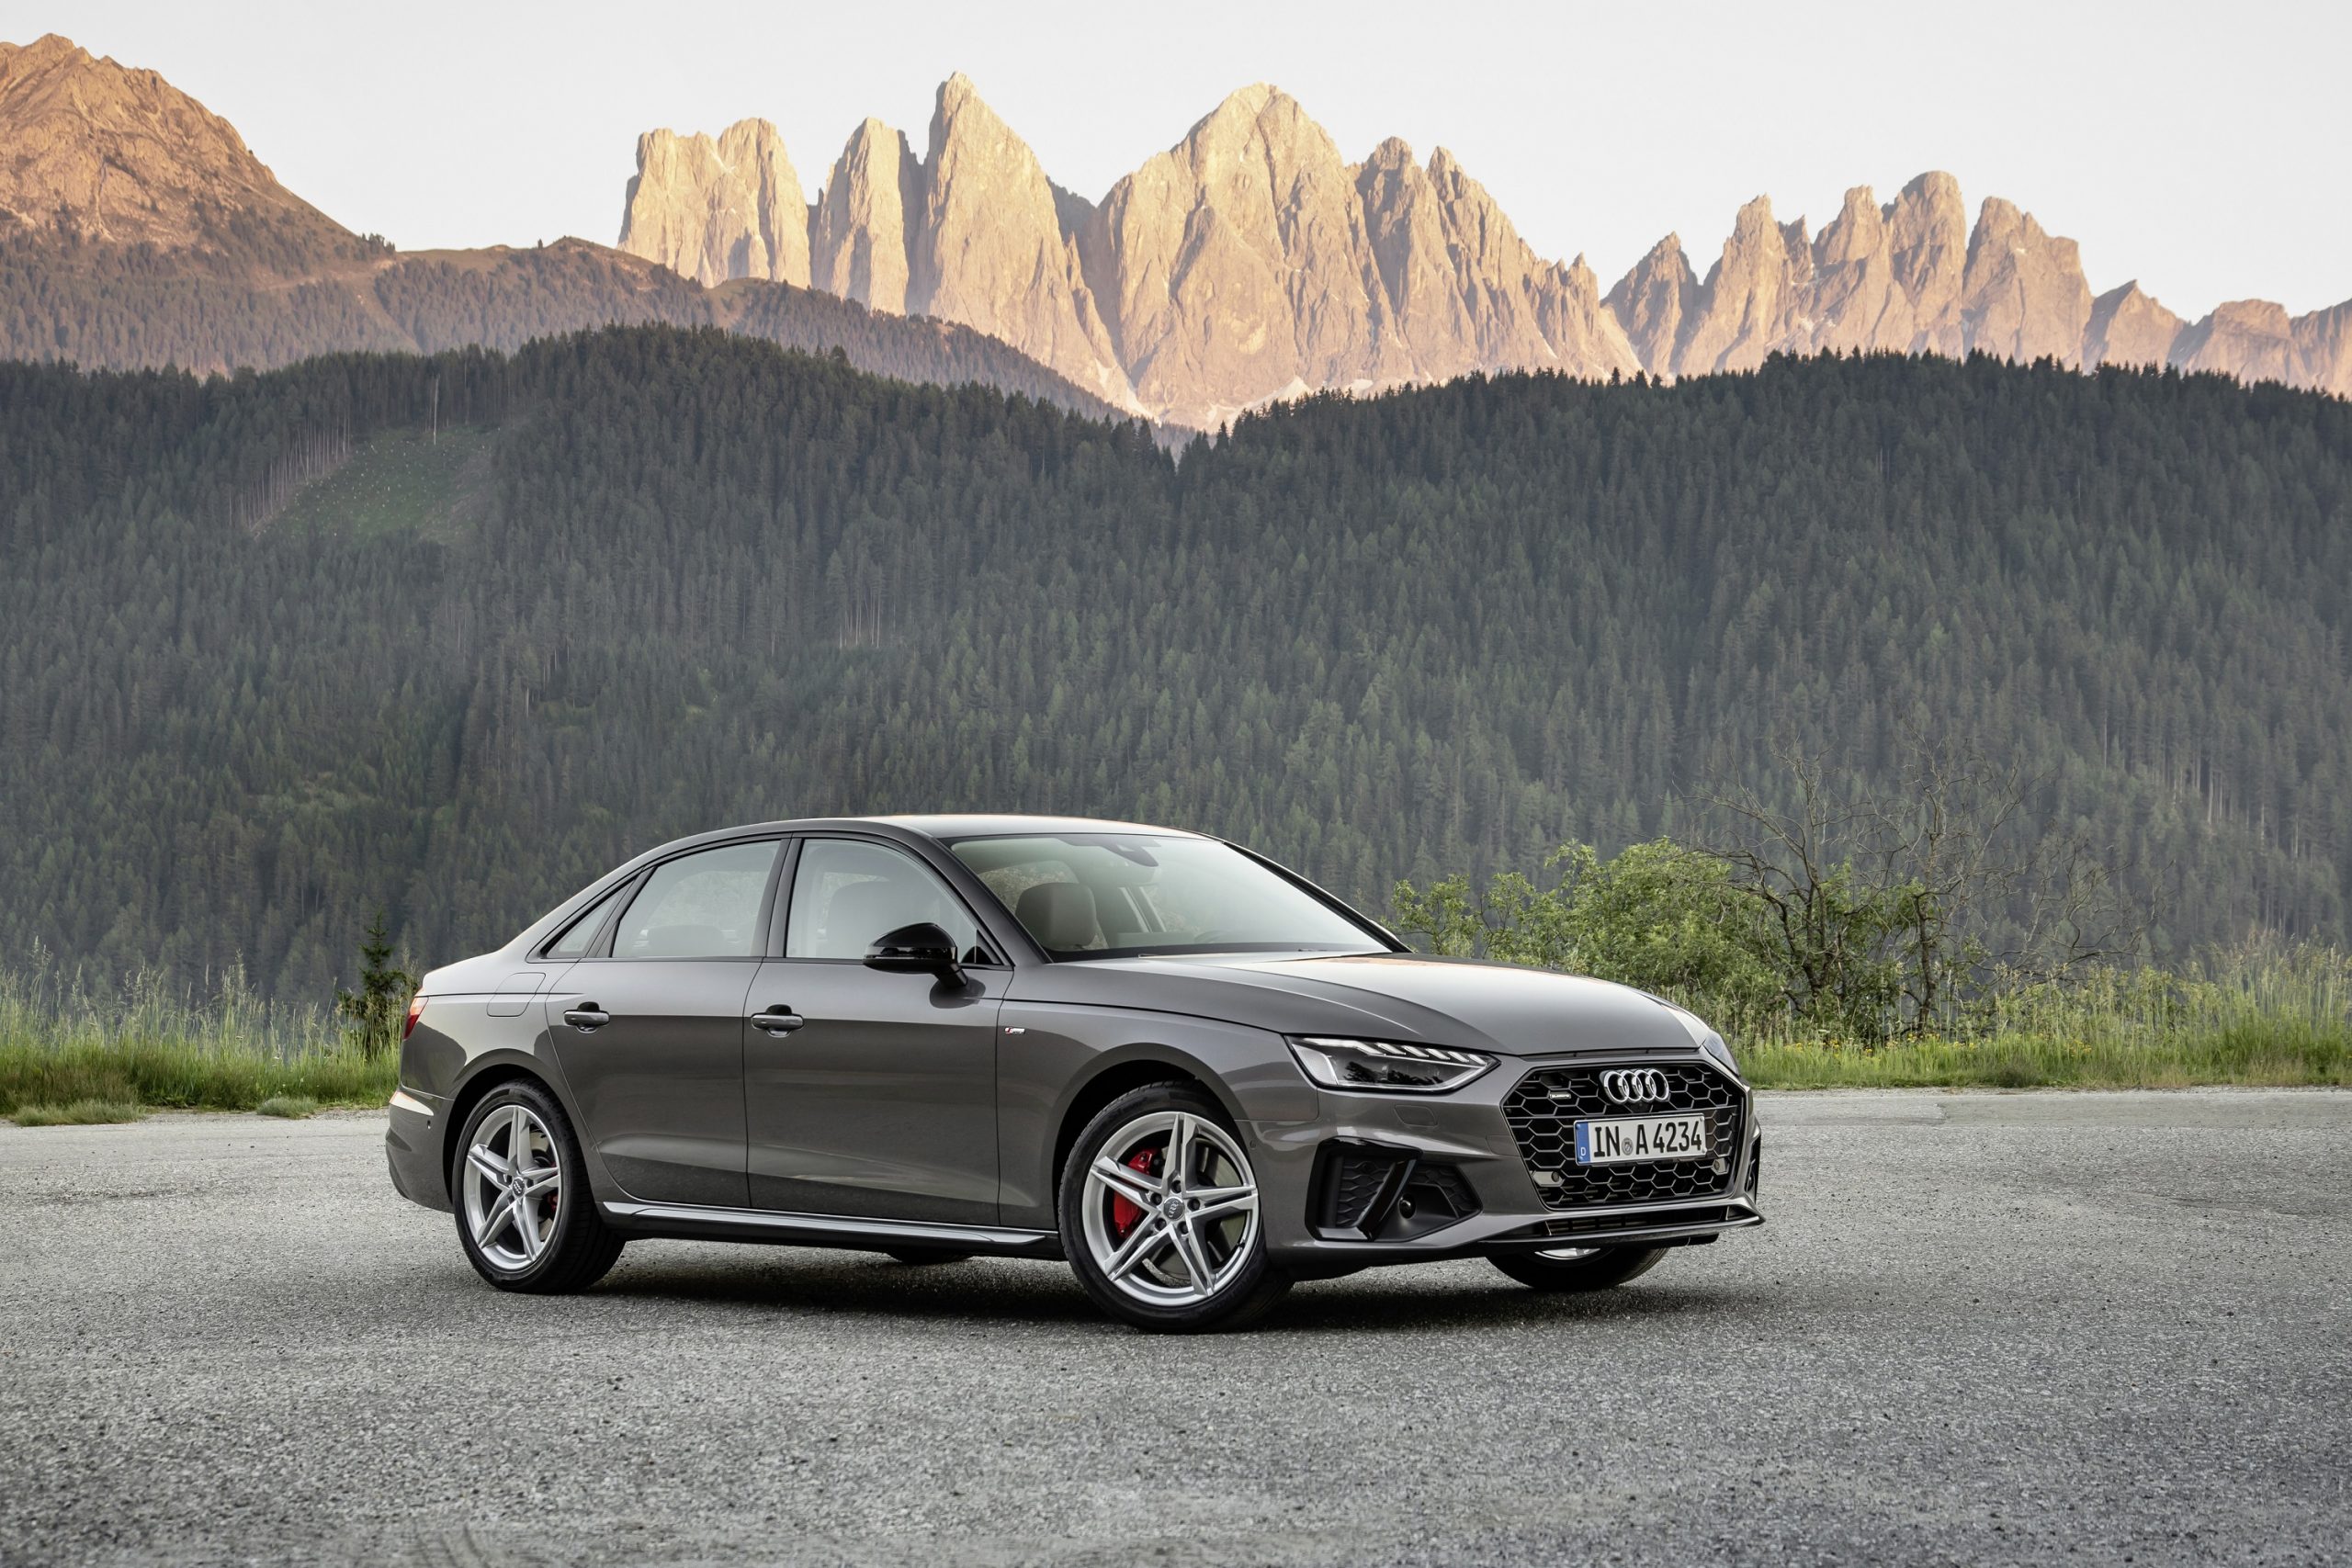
451;1078;624;1293
1489;1244;1667;1292
1059;1084;1290;1333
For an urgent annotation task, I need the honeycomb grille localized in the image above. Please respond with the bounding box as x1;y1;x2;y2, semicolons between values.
1502;1061;1744;1210
1326;1149;1397;1231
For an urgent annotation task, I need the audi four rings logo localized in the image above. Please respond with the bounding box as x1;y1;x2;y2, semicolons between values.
1600;1067;1670;1104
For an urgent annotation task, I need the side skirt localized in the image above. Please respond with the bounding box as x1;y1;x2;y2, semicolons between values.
599;1200;1065;1260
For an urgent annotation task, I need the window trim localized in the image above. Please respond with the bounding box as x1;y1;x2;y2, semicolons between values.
771;832;1009;968
547;836;789;964
537;876;638;963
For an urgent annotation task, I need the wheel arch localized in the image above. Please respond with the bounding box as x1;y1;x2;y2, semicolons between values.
1049;1051;1236;1199
438;1057;566;1201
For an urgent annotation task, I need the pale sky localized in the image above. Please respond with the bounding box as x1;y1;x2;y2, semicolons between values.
28;0;2352;317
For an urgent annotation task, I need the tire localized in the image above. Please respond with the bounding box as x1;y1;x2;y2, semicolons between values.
1489;1244;1668;1292
883;1248;973;1266
450;1077;625;1293
1058;1082;1291;1333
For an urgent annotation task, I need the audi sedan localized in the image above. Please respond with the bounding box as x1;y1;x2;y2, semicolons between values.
385;816;1761;1331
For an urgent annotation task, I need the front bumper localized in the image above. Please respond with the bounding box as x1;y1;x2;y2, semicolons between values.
1248;1049;1761;1271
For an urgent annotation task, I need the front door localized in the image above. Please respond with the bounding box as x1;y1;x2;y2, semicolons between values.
745;837;1003;1224
543;839;782;1208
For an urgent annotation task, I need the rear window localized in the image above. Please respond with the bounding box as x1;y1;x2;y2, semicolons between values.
545;882;630;958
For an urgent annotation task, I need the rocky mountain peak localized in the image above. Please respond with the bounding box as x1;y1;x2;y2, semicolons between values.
618;119;808;288
809;118;919;313
914;74;1133;408
0;32;354;266
1605;233;1697;373
2085;281;2186;368
1959;197;2091;364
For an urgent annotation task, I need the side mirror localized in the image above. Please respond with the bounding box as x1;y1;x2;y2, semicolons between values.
865;921;965;984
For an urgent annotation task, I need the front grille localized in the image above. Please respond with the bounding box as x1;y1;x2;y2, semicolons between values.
1503;1060;1745;1210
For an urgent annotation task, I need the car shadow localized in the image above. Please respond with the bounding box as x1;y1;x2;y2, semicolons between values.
577;1244;1747;1334
589;1247;1111;1325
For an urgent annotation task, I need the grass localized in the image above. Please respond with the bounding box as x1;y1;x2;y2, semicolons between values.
0;960;396;1120
269;425;494;542
11;1098;146;1126
0;946;2346;1118
1737;945;2352;1089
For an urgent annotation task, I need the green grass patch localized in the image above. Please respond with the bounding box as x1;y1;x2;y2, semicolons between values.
1742;1029;2352;1090
0;1035;394;1114
1738;948;2352;1089
270;425;494;542
254;1094;320;1119
10;1098;147;1126
0;964;395;1115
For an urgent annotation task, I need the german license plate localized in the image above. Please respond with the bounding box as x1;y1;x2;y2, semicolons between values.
1575;1113;1710;1165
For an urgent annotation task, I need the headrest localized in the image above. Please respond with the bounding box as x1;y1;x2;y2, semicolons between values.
1016;881;1102;950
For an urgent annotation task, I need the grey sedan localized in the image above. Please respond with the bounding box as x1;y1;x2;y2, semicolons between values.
385;816;1761;1331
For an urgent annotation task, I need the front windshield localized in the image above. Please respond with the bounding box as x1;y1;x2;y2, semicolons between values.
947;833;1387;960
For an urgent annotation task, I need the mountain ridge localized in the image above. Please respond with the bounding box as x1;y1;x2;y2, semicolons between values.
621;83;2352;422
0;35;1124;421
3;31;2346;423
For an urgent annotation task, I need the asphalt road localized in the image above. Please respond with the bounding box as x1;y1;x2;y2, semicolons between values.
3;1091;2346;1568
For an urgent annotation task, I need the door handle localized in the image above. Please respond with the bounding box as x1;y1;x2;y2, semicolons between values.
749;1006;806;1037
562;1005;611;1032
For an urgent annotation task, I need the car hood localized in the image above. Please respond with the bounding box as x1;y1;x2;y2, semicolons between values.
1011;951;1701;1057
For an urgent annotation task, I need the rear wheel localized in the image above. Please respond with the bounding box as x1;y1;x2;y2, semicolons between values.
1489;1244;1667;1292
451;1079;624;1293
1059;1083;1290;1333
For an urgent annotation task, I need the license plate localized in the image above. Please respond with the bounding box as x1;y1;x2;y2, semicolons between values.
1575;1113;1710;1165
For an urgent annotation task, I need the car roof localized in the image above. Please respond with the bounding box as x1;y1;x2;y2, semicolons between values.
872;813;1205;840
657;812;1208;854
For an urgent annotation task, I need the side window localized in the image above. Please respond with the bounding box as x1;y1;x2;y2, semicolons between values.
786;840;986;962
545;881;631;958
609;841;780;959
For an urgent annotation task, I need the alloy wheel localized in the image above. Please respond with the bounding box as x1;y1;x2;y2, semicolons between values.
461;1103;562;1270
1079;1111;1261;1307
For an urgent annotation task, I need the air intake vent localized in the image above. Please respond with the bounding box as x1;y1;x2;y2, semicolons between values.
1309;1144;1482;1241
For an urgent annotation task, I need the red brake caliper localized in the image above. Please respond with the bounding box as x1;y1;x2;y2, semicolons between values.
1109;1145;1159;1237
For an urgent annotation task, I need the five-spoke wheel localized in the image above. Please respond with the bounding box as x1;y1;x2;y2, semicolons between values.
1059;1084;1290;1332
461;1102;563;1269
451;1079;624;1293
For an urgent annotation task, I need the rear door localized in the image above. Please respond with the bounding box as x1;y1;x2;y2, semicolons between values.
543;839;783;1208
743;836;1004;1224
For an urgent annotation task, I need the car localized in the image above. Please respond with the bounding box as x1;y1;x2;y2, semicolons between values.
384;815;1761;1331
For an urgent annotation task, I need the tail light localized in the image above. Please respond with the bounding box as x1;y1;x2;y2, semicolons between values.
403;993;426;1039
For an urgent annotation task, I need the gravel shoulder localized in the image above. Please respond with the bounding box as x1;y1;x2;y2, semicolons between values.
2;1090;2347;1566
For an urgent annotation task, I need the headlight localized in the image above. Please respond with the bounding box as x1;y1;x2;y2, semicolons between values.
1654;999;1741;1077
1286;1036;1496;1094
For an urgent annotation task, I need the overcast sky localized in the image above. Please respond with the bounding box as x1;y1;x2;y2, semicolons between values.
35;0;2352;317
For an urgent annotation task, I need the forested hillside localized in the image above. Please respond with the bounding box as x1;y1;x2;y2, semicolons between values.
0;232;1123;421
2;330;2346;998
